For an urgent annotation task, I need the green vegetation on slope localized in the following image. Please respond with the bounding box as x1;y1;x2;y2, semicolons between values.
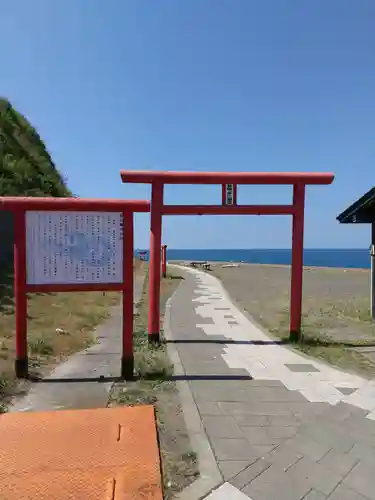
0;98;71;197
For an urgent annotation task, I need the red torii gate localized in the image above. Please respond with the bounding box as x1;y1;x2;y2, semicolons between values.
120;171;334;344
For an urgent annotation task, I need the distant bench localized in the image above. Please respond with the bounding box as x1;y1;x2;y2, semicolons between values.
189;261;212;271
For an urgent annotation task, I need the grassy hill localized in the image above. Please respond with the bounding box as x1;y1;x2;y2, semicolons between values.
0;98;70;197
0;98;71;265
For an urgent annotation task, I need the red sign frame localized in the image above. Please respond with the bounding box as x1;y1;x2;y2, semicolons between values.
0;197;150;379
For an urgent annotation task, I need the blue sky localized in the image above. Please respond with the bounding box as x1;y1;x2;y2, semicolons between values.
2;1;374;249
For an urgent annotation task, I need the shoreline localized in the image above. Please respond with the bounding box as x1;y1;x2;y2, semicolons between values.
169;260;370;273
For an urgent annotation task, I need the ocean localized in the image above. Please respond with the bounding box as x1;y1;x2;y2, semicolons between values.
135;249;370;269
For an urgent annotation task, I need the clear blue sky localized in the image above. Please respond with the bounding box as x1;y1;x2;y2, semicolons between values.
2;1;374;249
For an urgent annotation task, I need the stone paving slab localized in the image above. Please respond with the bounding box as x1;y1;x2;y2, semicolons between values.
169;265;375;500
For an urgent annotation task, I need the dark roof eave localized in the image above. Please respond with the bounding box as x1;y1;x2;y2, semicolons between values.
337;187;375;224
338;217;374;224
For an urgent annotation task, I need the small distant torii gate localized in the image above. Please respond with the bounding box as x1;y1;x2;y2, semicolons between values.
121;171;334;343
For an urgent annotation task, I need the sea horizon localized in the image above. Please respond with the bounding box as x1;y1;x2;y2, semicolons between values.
135;248;370;269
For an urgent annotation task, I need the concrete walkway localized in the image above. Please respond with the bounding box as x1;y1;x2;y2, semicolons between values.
10;273;145;412
169;265;375;500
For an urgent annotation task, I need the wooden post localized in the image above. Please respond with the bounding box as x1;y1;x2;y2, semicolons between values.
14;209;28;378
290;184;306;341
121;211;134;379
148;182;163;344
161;244;167;278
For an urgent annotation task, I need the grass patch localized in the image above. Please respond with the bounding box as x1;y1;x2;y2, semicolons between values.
271;312;375;377
0;259;145;407
0;376;9;394
109;266;199;499
0;375;9;413
28;337;55;356
134;350;174;380
296;341;375;375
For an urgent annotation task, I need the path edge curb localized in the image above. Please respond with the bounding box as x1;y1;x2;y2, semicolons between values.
163;272;222;500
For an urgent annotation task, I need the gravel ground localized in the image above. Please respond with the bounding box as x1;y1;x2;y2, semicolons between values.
210;263;375;376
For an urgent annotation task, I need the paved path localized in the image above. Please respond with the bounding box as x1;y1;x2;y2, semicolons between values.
10;273;145;412
169;265;375;500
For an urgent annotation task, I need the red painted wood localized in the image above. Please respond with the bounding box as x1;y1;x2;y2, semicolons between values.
290;184;306;339
161;245;167;278
221;184;226;205
25;283;125;293
121;169;334;342
14;209;28;375
148;182;163;341
0;197;150;212
161;204;294;215
233;184;238;206
122;212;134;374
121;170;334;185
3;196;150;378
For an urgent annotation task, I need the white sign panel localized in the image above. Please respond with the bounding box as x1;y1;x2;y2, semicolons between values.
26;211;123;285
225;184;234;205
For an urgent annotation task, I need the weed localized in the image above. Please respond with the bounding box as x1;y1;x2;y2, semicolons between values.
0;376;8;395
28;337;54;355
134;350;173;380
114;385;158;406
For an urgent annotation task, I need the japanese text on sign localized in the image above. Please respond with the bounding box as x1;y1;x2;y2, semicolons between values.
26;211;123;285
225;184;234;205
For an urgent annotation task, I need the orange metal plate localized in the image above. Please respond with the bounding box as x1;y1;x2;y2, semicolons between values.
0;406;163;499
